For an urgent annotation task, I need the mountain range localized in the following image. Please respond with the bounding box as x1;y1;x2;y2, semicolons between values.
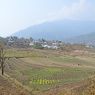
12;20;95;44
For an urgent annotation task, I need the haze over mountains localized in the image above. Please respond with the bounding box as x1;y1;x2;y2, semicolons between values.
12;20;95;44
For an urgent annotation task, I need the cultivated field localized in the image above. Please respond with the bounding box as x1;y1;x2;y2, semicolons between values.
3;48;95;95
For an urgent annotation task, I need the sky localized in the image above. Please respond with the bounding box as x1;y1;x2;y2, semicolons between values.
0;0;95;37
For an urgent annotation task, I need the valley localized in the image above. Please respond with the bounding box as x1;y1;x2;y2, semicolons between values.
1;48;95;95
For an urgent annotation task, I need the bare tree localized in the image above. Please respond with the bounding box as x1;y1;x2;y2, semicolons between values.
0;46;5;75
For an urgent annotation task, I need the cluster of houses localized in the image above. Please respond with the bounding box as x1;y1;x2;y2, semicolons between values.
7;36;63;49
29;40;63;49
6;36;92;51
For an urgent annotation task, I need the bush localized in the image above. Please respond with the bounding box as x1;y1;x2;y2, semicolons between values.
33;43;44;49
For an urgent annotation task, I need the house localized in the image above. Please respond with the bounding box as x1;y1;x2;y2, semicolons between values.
29;42;34;46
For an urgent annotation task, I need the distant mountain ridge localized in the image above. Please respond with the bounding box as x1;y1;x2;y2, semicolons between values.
65;32;95;45
12;20;95;43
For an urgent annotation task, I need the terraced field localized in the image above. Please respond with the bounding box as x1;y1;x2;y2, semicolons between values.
3;49;95;95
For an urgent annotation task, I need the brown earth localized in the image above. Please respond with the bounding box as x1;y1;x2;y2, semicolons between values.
0;74;31;95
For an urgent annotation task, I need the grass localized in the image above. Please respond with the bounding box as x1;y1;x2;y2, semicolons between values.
5;49;46;58
50;55;91;65
5;59;95;91
4;49;95;94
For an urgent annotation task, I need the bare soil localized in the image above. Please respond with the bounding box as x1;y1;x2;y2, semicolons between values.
0;75;31;95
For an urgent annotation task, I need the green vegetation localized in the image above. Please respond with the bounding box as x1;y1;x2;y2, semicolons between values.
33;43;44;49
2;49;95;95
5;49;46;58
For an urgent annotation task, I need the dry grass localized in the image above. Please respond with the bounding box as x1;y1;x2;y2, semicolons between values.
0;72;31;95
2;48;95;95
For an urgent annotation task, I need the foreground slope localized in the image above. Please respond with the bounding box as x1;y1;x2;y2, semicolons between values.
0;74;31;95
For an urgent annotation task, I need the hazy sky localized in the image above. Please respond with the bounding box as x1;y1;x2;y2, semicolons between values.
0;0;95;37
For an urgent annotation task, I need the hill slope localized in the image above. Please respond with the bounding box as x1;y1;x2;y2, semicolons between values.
66;32;95;45
0;74;30;95
12;20;95;40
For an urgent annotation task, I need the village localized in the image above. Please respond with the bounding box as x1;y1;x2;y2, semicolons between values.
6;36;64;49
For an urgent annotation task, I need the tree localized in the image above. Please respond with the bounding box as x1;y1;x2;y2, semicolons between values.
29;37;33;42
0;46;5;75
33;43;44;49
